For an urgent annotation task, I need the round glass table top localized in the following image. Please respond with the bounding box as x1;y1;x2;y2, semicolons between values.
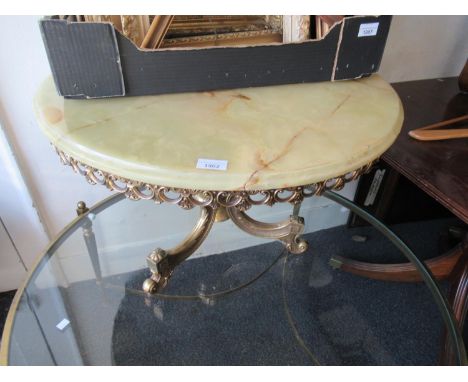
0;193;460;365
34;75;403;190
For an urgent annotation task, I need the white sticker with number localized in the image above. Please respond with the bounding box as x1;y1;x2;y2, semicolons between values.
358;22;379;37
364;169;386;206
196;158;228;171
56;318;70;331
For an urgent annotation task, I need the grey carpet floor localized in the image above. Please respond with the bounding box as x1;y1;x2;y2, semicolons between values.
108;218;459;366
0;290;16;343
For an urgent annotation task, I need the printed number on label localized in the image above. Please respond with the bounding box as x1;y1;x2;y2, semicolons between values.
196;158;228;171
358;22;379;37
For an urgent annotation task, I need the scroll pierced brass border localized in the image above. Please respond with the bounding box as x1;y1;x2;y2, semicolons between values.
55;146;375;211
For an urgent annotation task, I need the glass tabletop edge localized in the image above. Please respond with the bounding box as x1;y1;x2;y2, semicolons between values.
0;193;125;365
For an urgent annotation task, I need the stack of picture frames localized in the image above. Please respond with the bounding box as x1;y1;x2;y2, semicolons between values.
59;15;345;48
314;15;345;39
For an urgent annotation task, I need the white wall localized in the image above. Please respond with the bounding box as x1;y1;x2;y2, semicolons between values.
379;16;468;83
0;16;467;282
0;218;26;291
0;16;112;239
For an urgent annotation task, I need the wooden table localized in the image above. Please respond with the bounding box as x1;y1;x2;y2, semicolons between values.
334;77;468;364
386;78;468;223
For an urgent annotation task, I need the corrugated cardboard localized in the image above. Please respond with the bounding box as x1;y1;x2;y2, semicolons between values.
39;15;392;99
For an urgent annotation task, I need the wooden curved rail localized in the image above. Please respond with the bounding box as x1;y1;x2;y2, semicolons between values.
329;239;466;282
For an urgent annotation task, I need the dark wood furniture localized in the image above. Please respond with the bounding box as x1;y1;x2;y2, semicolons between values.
334;77;468;364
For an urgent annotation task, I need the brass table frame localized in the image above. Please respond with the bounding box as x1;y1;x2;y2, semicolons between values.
55;147;371;293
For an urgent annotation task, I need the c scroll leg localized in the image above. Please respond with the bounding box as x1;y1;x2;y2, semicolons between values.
142;206;216;294
226;205;308;254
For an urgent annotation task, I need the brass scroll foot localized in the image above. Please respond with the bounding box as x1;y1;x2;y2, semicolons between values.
226;207;308;255
143;206;216;294
142;249;172;294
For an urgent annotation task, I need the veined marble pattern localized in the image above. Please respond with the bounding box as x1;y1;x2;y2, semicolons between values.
34;76;403;191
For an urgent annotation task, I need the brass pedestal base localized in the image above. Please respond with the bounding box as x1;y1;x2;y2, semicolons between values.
54;147;374;296
142;204;308;294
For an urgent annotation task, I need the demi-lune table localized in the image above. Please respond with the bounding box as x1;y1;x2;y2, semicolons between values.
34;75;403;288
19;74;466;364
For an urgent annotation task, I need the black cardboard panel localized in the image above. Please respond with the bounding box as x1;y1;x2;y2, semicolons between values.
335;16;392;80
118;25;340;96
40;19;124;98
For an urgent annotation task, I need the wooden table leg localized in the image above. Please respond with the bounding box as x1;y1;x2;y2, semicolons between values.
323;190;467;364
440;238;468;365
330;233;468;365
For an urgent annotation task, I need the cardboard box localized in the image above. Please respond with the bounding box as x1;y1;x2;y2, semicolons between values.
39;15;392;99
